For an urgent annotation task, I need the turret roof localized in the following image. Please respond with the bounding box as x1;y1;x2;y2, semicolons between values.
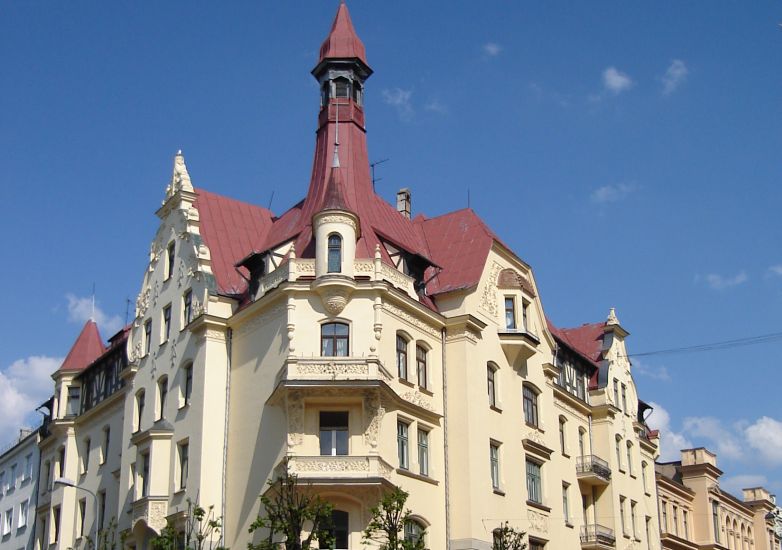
59;320;105;372
318;2;367;64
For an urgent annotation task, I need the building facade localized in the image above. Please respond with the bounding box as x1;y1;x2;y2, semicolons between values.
29;4;667;550
656;448;781;550
0;429;39;550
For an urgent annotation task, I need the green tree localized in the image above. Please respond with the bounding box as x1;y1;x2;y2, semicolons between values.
85;518;125;550
248;469;334;550
152;499;225;550
362;487;425;550
491;521;527;550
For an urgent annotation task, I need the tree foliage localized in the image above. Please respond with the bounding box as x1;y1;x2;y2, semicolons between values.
85;518;125;550
152;499;226;550
248;469;334;550
362;487;425;550
491;521;527;550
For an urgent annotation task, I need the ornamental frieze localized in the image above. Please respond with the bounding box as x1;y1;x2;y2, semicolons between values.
527;509;549;534
382;302;439;338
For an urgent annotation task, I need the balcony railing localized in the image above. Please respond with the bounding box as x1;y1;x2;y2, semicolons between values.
576;455;612;482
276;357;393;384
279;455;394;484
580;524;616;546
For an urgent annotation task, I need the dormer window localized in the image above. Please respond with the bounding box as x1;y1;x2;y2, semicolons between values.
334;77;350;98
327;234;342;273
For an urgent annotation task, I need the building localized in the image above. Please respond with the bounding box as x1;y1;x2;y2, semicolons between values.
31;4;663;550
0;429;39;550
656;448;781;550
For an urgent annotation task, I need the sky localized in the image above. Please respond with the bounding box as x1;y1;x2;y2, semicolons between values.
1;1;781;495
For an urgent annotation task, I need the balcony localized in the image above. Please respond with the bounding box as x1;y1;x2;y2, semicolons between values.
131;495;169;533
576;455;612;486
580;524;616;549
498;327;540;366
275;357;393;385
279;455;395;486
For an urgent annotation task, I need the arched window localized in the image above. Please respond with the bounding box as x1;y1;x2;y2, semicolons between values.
641;461;648;492
396;334;409;379
182;363;193;407
327;233;342;273
626;442;634;475
158;376;168;421
522;384;539;427
558;416;567;454
615;435;623;470
321;323;349;357
416;344;428;389
135;390;145;433
404;520;426;544
320;510;349;549
578;427;587;458
487;363;498;407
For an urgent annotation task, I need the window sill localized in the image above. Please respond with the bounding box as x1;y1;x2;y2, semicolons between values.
525;422;543;432
623;533;631;539
562;452;571;459
178;403;190;412
174;488;186;496
492;488;506;497
396;468;439;485
419;386;434;396
565;522;574;529
398;378;415;388
629;473;637;479
526;500;551;513
489;405;503;414
618;468;626;474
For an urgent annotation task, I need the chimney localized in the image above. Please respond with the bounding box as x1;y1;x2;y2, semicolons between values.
396;188;411;219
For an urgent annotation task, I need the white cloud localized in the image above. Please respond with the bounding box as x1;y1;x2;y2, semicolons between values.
590;182;639;204
633;359;671;382
0;356;62;447
767;265;782;277
682;416;744;460
662;59;688;96
702;271;748;290
647;402;693;462
66;293;123;336
602;67;634;95
721;474;768;495
483;42;502;57
424;98;448;115
381;88;414;121
745;417;782;465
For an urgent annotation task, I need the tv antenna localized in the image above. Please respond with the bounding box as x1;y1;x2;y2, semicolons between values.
370;158;389;190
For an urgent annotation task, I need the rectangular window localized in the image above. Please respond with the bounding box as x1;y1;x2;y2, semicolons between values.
418;429;429;477
559;419;567;454
523;386;539;427
163;304;172;342
711;501;720;543
616;439;623;470
140;453;150;497
646;516;652;545
81;438;90;474
661;501;668;532
397;421;409;470
490;443;500;490
682;510;689;539
319;412;349;456
101;427;110;465
396;335;408;380
144;320;152;355
9;464;16;490
525;460;542;504
24;455;32;481
159;379;168;420
626;444;633;475
183;290;193;325
0;472;4;495
672;505;678;536
183;364;193;406
66;386;81;416
52;507;60;543
562;483;570;523
136;392;145;432
3;509;12;535
631;500;638;538
529;543;545;550
620;496;627;535
579;429;586;457
18;500;27;529
416;345;428;389
57;448;65;477
97;491;105;530
78;499;86;537
321;323;349;357
613;379;620;406
178;442;189;490
504;297;516;329
522;300;529;331
166;242;175;280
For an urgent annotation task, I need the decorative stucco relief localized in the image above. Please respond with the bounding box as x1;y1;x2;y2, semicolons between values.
286;391;304;447
317;214;358;232
527;509;549;534
363;391;385;449
480;261;504;318
295;361;367;376
382;303;439;338
400;391;434;412
524;428;546;447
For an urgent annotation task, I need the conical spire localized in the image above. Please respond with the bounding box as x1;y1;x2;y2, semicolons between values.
606;307;620;326
166;150;194;199
59;320;105;372
318;2;367;64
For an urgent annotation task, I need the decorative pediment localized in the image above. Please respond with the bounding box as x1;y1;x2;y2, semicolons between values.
497;268;536;297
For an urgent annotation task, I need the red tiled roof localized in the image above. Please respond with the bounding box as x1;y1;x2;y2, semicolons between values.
547;319;605;366
59;320;105;372
416;209;498;296
193;188;274;295
318;2;367;65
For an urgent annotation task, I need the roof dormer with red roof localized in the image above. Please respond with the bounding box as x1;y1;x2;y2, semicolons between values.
58;320;105;373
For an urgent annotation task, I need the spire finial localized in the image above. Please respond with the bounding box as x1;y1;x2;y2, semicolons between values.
607;307;620;326
166;149;194;198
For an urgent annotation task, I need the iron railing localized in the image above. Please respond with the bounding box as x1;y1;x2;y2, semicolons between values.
576;455;612;480
580;524;616;546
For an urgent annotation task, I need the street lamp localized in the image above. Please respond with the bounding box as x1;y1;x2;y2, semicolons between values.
53;478;99;546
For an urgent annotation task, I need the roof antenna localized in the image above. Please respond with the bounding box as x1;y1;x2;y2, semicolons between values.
90;283;96;321
125;297;132;326
267;190;275;211
467;187;471;209
370;158;389;190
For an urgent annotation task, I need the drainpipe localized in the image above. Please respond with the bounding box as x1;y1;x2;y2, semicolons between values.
440;327;451;550
221;328;233;539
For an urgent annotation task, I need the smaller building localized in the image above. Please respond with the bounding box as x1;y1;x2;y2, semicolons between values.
656;447;781;550
0;429;40;550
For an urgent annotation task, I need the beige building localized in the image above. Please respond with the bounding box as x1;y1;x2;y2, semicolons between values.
0;429;39;550
31;4;664;550
656;448;781;550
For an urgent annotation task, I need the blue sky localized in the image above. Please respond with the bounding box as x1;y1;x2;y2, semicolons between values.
1;2;780;493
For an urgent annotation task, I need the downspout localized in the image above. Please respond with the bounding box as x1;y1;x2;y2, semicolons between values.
221;327;233;539
440;327;451;550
